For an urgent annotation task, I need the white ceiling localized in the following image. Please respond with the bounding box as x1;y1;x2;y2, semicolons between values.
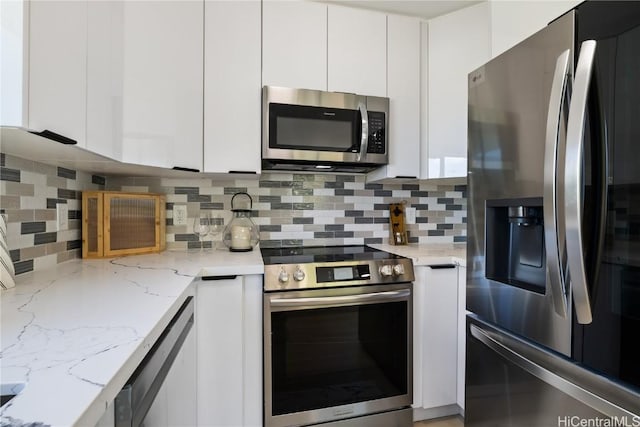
314;0;483;20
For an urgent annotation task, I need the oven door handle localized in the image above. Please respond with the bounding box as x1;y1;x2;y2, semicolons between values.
269;289;410;309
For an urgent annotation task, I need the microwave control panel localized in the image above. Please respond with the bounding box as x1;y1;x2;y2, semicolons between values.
367;111;386;154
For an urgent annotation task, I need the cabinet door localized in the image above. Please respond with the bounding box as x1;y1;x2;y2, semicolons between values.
204;0;261;174
421;265;458;408
29;0;87;146
369;14;420;181
491;1;579;57
262;0;327;91
197;275;266;426
86;1;124;160
426;3;490;179
457;266;467;410
328;5;387;97
144;326;196;426
117;1;203;171
1;0;27;127
197;277;244;425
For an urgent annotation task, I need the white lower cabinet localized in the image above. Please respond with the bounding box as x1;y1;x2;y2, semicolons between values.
413;264;461;419
457;266;467;411
196;275;262;427
144;325;197;426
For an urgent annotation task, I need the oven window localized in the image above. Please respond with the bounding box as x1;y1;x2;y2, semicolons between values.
270;301;408;415
269;103;359;152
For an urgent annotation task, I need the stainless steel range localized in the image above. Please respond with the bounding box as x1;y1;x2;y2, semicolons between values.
262;246;414;427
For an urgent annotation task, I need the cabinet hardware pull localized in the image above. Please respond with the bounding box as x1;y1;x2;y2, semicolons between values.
28;129;77;145
201;275;238;281
172;166;200;173
428;264;456;269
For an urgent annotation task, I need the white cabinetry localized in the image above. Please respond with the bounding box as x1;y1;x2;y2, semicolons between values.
414;264;460;419
121;1;203;171
0;0;27;127
457;266;467;411
87;1;203;170
327;5;387;97
204;0;261;174
144;326;197;426
490;0;579;57
368;14;421;181
262;0;327;91
29;1;87;147
196;275;262;426
0;0;86;144
262;3;387;97
424;2;490;179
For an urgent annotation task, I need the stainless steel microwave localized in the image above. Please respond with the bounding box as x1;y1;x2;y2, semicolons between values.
262;86;389;173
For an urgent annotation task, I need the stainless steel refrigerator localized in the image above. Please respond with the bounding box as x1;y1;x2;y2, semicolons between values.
466;2;640;425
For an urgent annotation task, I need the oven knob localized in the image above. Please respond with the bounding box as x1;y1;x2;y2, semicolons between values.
278;269;289;284
393;264;405;276
379;264;394;277
293;268;306;282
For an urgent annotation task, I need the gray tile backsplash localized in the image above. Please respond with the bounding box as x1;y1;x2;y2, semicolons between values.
107;173;467;251
0;154;106;275
1;153;467;278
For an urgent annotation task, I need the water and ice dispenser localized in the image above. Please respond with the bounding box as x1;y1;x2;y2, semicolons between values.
485;198;546;293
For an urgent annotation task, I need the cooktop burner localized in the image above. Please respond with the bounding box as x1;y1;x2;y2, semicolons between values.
260;245;403;265
261;245;414;291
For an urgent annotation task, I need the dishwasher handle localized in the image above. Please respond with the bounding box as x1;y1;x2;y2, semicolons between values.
115;297;194;427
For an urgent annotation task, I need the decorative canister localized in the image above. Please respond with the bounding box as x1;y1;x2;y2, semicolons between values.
222;192;259;252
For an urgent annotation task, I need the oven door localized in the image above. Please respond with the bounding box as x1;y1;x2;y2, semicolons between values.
264;283;412;427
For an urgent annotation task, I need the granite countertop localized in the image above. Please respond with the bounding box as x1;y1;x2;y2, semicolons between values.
0;249;263;427
0;243;463;426
368;243;467;267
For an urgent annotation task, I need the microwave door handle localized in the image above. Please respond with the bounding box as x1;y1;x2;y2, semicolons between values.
565;40;597;325
543;49;571;319
356;102;369;162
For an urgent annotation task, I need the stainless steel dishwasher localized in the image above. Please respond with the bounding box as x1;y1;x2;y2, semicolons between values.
114;296;195;427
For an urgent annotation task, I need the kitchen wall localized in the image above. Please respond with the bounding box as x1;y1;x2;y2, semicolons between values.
107;173;467;250
0;153;106;275
1;153;466;277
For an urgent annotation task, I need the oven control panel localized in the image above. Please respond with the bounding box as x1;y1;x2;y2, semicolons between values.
264;258;415;291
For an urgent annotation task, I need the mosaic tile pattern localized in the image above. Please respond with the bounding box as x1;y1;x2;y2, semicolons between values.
1;152;467;277
0;154;105;275
107;173;467;251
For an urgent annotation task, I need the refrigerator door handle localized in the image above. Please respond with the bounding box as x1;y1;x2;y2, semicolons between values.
564;40;597;324
543;49;571;319
470;322;640;419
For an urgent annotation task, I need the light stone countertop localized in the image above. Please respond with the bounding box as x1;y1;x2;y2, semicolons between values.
0;249;263;427
0;243;465;426
368;243;467;267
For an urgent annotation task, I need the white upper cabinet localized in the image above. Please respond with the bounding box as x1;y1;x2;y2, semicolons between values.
328;5;387;97
368;14;421;181
204;0;261;174
490;0;580;57
118;1;203;171
28;1;87;146
87;1;203;169
425;2;490;179
262;0;327;91
86;1;123;160
1;0;28;127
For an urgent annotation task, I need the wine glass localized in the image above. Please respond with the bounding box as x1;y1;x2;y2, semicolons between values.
193;212;210;251
208;213;224;250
